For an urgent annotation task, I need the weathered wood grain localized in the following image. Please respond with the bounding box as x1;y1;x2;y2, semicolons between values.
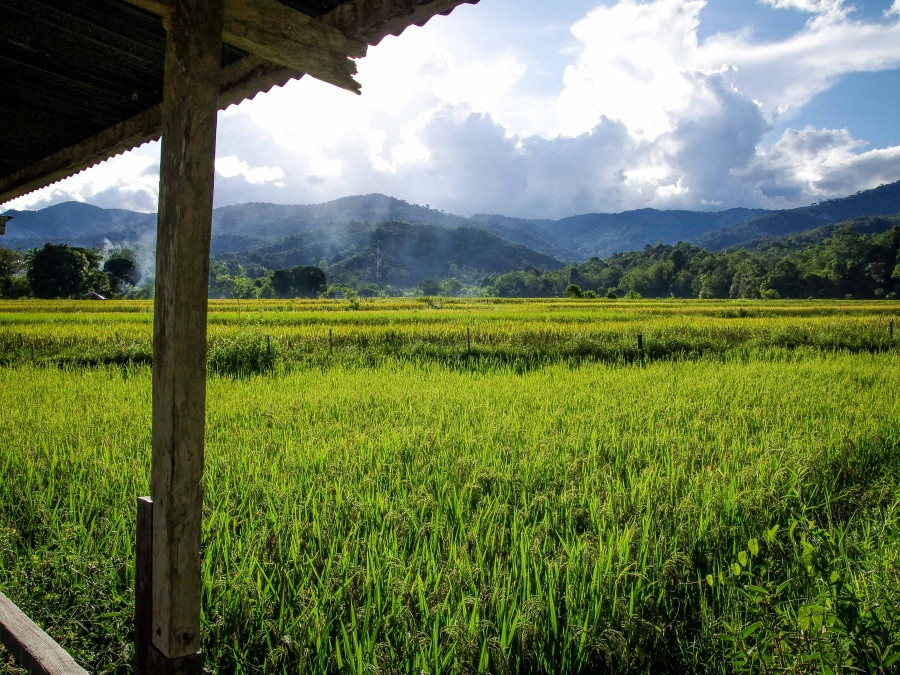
0;591;88;675
135;497;153;674
150;0;224;662
122;0;365;93
222;0;363;93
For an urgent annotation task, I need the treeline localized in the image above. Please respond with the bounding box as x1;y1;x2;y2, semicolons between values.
0;243;142;299
485;219;900;300
0;243;329;300
208;260;326;299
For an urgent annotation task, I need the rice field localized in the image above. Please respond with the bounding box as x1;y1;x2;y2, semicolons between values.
1;299;899;673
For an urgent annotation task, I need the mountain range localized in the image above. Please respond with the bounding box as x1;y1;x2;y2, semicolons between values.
2;180;899;287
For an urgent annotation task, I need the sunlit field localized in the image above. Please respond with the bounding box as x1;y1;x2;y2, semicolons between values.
1;299;899;673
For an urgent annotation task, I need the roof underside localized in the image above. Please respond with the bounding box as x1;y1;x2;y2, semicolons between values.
0;0;476;205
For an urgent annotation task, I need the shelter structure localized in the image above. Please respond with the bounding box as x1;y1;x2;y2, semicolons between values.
0;0;477;671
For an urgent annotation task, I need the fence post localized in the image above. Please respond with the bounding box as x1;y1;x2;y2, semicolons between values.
637;333;643;361
467;326;471;353
890;320;894;341
135;498;153;674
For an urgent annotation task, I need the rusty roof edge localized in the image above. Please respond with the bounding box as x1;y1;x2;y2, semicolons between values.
0;0;480;208
0;56;298;208
322;0;479;46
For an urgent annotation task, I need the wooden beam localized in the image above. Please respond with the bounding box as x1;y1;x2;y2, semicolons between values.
223;0;366;92
0;591;88;675
122;0;365;93
150;0;224;663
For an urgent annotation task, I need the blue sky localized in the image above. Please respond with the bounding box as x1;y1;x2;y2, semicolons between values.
4;0;900;218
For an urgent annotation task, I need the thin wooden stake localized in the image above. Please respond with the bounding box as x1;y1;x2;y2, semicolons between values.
135;498;153;675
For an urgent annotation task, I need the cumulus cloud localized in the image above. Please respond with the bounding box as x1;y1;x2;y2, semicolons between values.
3;143;161;212
739;127;900;204
4;0;899;220
215;156;285;185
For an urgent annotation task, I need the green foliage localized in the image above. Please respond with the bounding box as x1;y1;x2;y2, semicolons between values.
563;283;582;298
1;321;898;672
26;243;107;299
0;246;26;298
207;334;279;376
271;265;326;298
102;248;141;296
486;221;900;299
418;277;441;296
719;518;899;673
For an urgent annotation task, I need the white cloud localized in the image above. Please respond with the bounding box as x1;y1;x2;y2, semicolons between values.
4;0;899;221
556;0;704;140
3;143;161;212
215;156;285;185
701;4;900;120
738;126;900;204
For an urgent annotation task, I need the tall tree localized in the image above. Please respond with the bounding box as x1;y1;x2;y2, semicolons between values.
103;248;141;295
0;247;27;298
26;243;106;298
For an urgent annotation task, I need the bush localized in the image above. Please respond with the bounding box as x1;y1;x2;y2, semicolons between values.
208;334;279;376
564;284;583;299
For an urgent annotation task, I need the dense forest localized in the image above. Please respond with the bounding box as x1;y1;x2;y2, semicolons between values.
2;216;898;300
484;217;900;299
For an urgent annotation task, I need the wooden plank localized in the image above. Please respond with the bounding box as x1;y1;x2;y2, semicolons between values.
150;0;224;662
135;497;153;674
222;0;365;93
121;0;365;93
0;591;88;675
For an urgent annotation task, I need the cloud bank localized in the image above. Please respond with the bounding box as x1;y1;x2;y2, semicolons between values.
4;0;899;218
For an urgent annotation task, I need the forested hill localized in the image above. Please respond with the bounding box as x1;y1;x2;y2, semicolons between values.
219;220;562;292
471;207;769;260
4;181;899;263
485;215;900;300
696;181;900;250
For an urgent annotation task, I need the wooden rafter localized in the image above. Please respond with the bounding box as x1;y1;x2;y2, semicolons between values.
123;0;367;93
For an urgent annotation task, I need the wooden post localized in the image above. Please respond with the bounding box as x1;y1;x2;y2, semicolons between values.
135;498;153;674
637;333;643;355
891;320;894;341
467;326;471;353
149;0;224;669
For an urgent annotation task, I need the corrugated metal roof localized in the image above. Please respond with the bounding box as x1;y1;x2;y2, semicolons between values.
0;0;477;204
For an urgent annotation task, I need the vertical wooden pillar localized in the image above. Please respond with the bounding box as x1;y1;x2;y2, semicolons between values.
150;0;224;667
